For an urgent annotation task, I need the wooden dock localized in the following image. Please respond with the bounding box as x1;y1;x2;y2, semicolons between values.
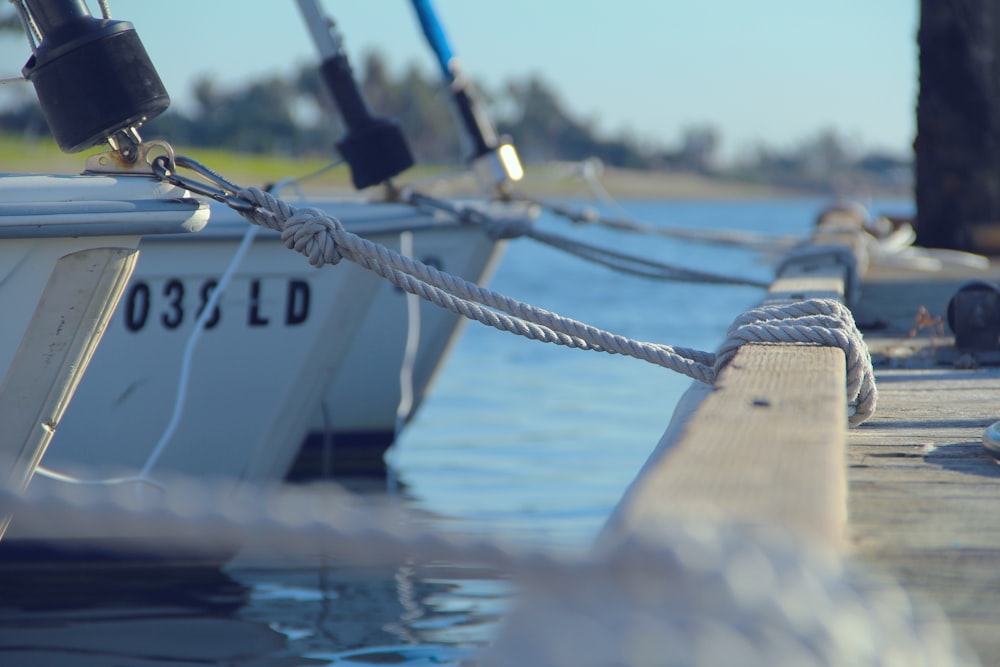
599;209;1000;663
850;260;1000;659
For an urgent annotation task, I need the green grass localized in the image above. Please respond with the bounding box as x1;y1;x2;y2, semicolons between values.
0;132;355;187
0;131;799;199
0;131;562;195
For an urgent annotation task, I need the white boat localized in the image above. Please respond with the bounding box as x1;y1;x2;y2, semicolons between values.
0;0;525;560
0;193;523;558
293;201;510;477
40;198;510;482
0;172;207;537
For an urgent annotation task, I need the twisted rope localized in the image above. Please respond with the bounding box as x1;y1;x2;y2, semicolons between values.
716;299;877;426
404;190;768;287
232;188;876;425
237;186;717;382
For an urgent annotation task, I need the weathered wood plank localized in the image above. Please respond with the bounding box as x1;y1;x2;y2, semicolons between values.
847;289;1000;661
766;271;846;303
601;225;867;553
602;344;847;547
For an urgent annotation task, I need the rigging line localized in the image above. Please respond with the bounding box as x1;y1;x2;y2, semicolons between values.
517;157;799;251
32;466;165;491
575;157;632;220
386;229;422;489
404;189;767;287
525;227;769;288
528;195;800;251
285;157;346;191
395;230;421;435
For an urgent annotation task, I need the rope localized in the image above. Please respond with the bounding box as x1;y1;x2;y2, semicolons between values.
716;299;877;426
235;185;718;383
518;158;801;252
539;197;802;252
487;526;976;667
230;187;876;426
33;224;261;491
404;190;769;287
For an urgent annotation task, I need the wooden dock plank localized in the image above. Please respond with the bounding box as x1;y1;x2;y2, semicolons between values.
602;344;848;547
602;223;864;552
848;271;1000;661
601;221;1000;659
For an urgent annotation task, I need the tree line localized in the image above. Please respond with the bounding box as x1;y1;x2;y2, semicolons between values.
0;42;909;192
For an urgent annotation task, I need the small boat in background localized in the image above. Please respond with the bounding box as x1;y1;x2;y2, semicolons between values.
292;200;515;477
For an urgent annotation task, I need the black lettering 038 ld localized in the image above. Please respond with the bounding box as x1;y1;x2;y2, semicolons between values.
123;278;311;332
197;280;221;329
124;281;150;331
160;279;184;329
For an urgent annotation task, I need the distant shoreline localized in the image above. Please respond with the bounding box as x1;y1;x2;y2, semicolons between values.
378;165;911;202
1;134;910;202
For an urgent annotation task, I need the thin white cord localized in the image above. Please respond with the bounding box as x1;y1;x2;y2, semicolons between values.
139;224;260;480
34;465;164;491
386;230;422;491
394;230;421;437
33;220;260;491
577;158;632;220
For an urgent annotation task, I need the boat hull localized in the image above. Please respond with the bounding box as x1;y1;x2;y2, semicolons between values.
289;224;505;478
3;198;517;560
0;174;208;541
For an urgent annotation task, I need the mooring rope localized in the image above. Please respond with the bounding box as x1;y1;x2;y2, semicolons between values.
234;185;720;380
518;157;801;252
148;154;876;423
203;184;876;425
403;190;770;287
225;185;875;425
717;299;877;426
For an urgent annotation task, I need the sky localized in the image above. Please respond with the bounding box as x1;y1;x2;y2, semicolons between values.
1;1;918;162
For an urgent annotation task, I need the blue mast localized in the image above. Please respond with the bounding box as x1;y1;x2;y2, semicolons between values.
407;0;522;191
410;0;455;80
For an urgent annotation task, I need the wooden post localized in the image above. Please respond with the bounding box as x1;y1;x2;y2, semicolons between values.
915;0;1000;251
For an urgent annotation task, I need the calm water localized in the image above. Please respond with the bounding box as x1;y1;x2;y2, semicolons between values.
0;197;912;666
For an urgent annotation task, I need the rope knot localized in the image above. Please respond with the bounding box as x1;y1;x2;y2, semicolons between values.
236;187;346;268
714;298;877;426
282;208;346;268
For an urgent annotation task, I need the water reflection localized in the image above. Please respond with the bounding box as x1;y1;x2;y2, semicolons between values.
0;482;507;666
0;565;288;665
